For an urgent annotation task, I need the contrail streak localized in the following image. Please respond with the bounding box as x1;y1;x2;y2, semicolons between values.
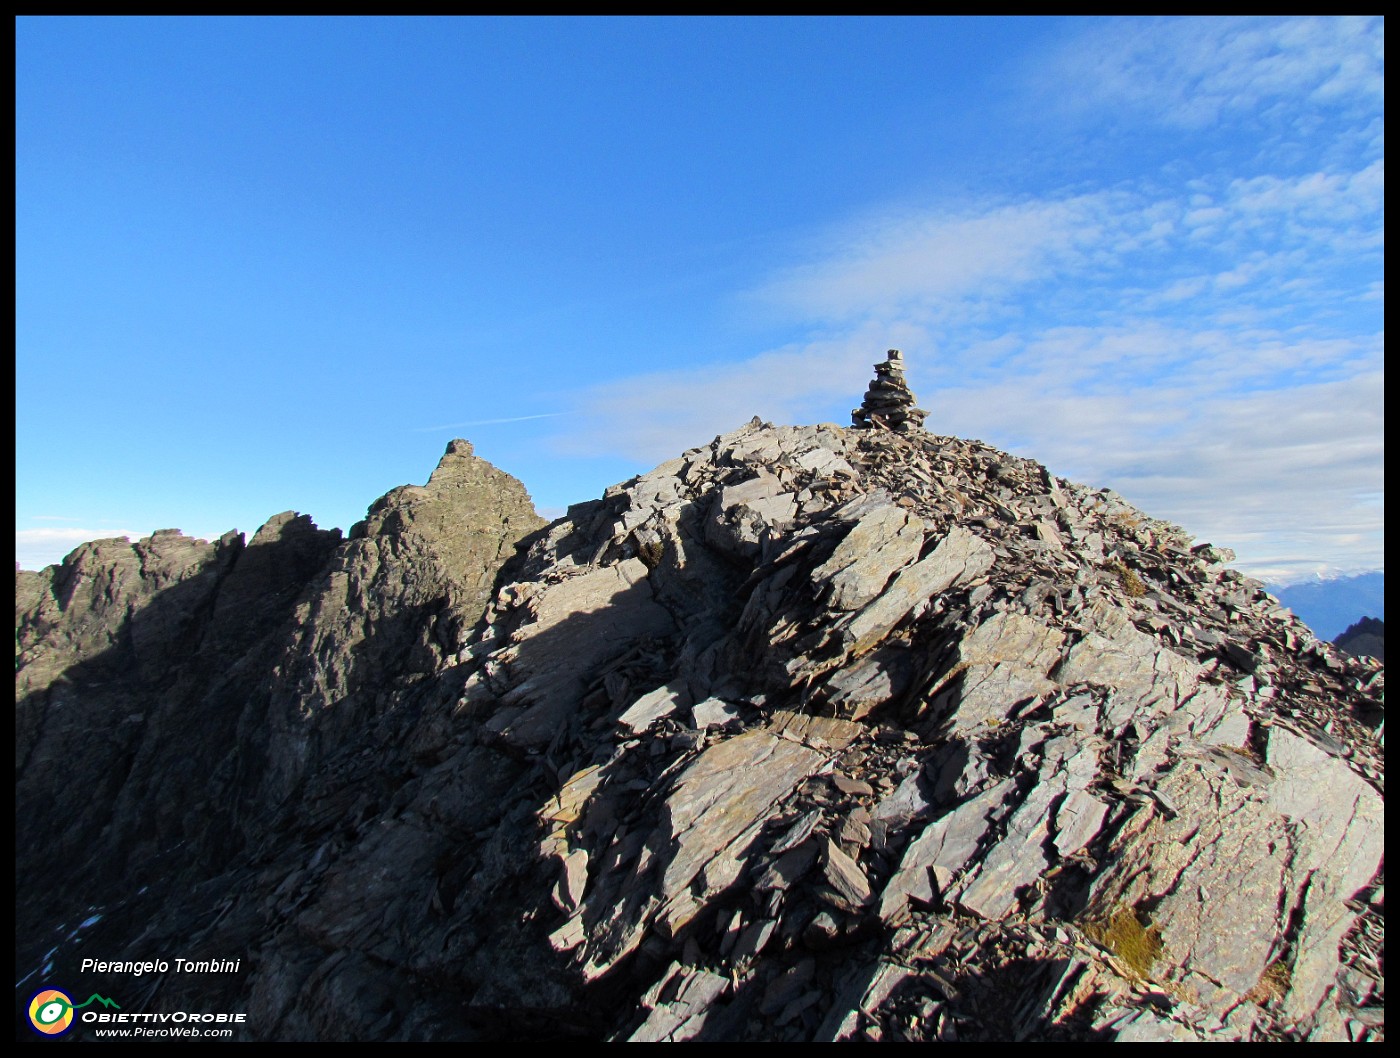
412;412;571;432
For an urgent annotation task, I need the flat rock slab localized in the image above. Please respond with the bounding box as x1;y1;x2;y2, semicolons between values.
954;775;1061;919
1057;603;1201;730
551;848;589;914
873;768;934;827
821;837;873;911
691;696;742;729
814;504;926;612
1265;728;1385;1028
618;682;692;734
843;526;994;656
487;559;675;747
1093;763;1291;1013
706;470;798;556
631;965;730;1042
583;712;860;977
1053;788;1110;859
942;612;1066;733
879;779;1013;921
821;644;914;721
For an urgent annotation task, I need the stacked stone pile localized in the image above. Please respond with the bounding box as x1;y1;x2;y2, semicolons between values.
852;349;928;432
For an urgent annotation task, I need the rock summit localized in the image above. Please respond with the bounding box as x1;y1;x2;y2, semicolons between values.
14;411;1384;1042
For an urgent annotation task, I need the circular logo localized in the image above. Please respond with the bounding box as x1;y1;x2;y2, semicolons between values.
28;989;75;1035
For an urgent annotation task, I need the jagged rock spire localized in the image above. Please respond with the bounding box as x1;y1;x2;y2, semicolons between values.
851;348;927;432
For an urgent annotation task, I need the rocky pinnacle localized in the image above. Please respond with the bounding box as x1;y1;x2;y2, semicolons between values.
852;348;928;433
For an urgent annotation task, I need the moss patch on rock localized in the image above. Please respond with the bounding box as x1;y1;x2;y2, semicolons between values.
1085;906;1164;979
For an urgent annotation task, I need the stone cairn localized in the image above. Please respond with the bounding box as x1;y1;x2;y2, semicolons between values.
851;348;927;433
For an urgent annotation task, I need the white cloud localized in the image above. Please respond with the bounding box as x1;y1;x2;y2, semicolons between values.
540;17;1382;579
752;197;1107;322
548;314;1383;580
928;363;1385;583
545;165;1382;577
1037;16;1384;129
746;158;1380;342
1225;162;1385;250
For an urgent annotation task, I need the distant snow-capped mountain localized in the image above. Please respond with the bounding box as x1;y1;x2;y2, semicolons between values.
1267;572;1385;642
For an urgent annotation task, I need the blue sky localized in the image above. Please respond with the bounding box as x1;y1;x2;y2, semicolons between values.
16;16;1384;583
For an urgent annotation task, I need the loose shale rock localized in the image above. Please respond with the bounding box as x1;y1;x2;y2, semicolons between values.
16;413;1383;1042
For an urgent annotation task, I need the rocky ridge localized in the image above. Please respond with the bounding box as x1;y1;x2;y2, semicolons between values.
1336;617;1384;663
15;419;1384;1042
15;441;543;988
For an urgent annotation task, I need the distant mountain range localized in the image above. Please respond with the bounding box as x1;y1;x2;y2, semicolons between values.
1265;572;1384;643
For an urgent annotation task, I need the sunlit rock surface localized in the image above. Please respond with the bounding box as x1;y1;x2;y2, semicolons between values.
15;421;1383;1041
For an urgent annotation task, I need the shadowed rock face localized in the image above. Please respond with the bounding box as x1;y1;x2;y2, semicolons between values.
1335;616;1384;662
14;440;544;1023
14;423;1383;1042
